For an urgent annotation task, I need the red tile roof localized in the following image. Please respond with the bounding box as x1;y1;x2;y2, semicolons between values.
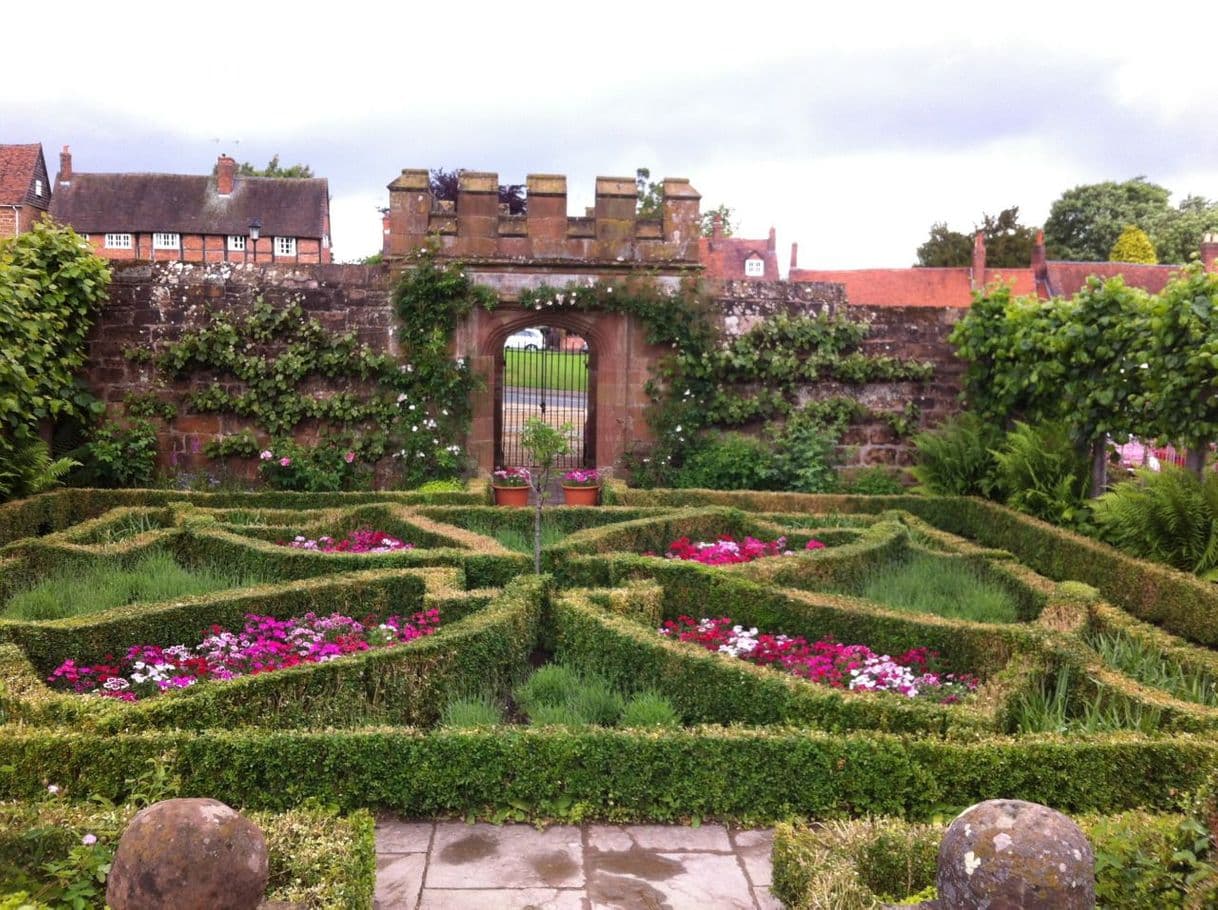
0;143;42;205
789;267;1036;308
699;235;779;281
1040;261;1181;298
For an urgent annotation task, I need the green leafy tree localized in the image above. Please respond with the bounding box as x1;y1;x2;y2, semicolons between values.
915;207;1036;268
519;417;572;573
236;155;314;178
1044;177;1170;261
1138;263;1218;474
700;203;737;237
1109;225;1158;263
636;168;663;218
0;219;110;497
1154;195;1218;264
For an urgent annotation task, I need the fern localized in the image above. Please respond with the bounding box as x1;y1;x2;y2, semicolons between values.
910;413;1002;496
1093;466;1218;576
992;421;1092;529
0;438;79;502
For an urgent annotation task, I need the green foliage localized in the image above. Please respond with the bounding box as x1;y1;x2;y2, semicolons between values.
257;439;365;493
440;693;505;727
856;553;1021;624
1090;812;1214;908
635;167;663;218
0;220;110;489
700;203;737;237
513;664;582;714
514;665;625;727
78;419;158;489
620;691;680;727
414;479;467;493
121;392;177;422
3;551;265;621
0;439;78;503
675;433;776;491
1093;466;1218;578
915;207;1036;268
841;468;905;496
234;154;313;178
910;413;1001;496
992;421;1092;529
1087;629;1218;708
1044;177;1172;261
1110;224;1158;263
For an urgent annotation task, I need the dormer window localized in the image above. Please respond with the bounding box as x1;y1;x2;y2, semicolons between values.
744;257;765;277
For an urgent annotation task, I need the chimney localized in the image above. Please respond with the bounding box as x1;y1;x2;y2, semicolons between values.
57;145;72;185
216;154;237;196
1202;232;1218;273
711;212;723;239
767;226;776;252
970;230;986;290
790;242;799;270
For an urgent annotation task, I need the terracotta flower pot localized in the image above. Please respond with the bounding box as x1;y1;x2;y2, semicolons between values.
562;485;600;506
493;485;530;507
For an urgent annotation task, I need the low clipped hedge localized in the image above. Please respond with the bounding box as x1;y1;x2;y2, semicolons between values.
0;727;1213;824
0;801;375;910
0;577;539;733
771;810;1212;909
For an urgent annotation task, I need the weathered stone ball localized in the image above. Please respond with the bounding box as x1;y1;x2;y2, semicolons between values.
935;799;1094;909
106;797;269;910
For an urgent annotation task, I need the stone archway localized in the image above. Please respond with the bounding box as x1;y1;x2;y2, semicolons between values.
457;305;663;475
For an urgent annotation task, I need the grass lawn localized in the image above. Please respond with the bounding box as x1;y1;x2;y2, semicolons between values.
3;552;267;621
504;350;588;392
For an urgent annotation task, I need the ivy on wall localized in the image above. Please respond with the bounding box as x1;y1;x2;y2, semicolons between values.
128;249;494;490
518;281;934;485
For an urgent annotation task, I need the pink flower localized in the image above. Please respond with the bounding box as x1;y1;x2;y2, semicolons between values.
259;450;274;461
82;834;97;846
344;450;356;464
279;457;292;467
805;539;825;551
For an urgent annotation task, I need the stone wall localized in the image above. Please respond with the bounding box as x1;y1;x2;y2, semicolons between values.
83;262;964;478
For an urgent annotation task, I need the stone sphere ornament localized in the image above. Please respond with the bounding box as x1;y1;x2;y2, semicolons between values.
105;797;269;910
933;799;1095;909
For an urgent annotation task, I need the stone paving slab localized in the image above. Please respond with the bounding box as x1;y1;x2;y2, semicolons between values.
374;818;781;910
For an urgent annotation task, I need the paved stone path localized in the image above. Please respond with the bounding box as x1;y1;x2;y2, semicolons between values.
375;819;782;909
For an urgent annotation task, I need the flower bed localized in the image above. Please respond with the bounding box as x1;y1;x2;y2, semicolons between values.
47;608;441;702
659;616;978;702
661;535;824;566
279;528;413;553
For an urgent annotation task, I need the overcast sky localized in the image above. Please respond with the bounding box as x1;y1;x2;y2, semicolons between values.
7;2;1218;270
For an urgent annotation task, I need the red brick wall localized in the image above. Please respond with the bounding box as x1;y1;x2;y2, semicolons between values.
78;233;328;264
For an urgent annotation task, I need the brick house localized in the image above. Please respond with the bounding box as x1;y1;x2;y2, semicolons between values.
0;143;52;238
698;215;780;280
49;150;331;263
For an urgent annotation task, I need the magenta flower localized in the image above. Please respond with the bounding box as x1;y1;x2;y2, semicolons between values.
344;450;356;464
278;457;292;467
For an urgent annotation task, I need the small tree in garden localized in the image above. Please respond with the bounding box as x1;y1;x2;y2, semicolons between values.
1109;225;1158;264
520;417;572;573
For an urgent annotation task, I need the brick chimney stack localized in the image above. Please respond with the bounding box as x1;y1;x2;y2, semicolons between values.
710;212;723;239
1202;232;1218;273
216;154;237;196
767;226;776;252
789;242;799;270
57;145;72;185
970;230;986;290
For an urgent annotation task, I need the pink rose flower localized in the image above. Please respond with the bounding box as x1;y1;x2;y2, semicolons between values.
279;457;292;467
259;450;274;461
344;451;356;464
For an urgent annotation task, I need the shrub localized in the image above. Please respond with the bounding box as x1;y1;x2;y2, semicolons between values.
1109;224;1158;264
440;694;504;727
258;440;366;493
620;691;680;727
675;432;776;491
842;468;905;496
910;413;1001;497
79;419;158;489
513;664;581;714
569;677;625;726
1092;466;1218;578
993;421;1091;529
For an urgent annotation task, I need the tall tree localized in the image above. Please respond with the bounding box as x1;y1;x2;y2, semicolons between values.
1154;195;1218;264
700;204;737;237
636;167;663;218
237;155;313;178
915;207;1036;268
429;168;526;215
1043;177;1170;261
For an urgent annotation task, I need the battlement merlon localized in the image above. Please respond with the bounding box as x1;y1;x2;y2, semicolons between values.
384;169;702;266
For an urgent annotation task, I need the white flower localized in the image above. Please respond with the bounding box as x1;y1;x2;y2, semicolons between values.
47;784;60;795
397;393;408;404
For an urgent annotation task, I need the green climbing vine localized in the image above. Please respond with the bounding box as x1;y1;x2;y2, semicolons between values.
129;248;494;490
518;281;935;486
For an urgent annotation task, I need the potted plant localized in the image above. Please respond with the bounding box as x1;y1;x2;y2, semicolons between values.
561;468;600;505
491;467;531;507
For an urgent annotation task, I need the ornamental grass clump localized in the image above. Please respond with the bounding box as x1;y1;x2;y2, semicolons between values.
439;693;505;727
620;691;681;727
47;608;441;701
660;616;978;703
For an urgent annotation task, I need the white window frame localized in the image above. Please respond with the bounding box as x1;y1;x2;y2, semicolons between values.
274;236;297;257
744;257;765;277
152;232;180;250
33;179;42;197
104;233;133;250
227;235;247;252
